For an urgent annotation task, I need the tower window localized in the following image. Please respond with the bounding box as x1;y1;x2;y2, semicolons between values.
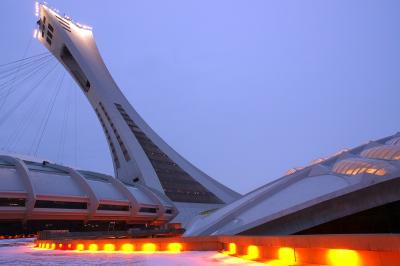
114;103;223;204
60;45;91;93
48;23;54;32
99;102;131;162
95;108;120;168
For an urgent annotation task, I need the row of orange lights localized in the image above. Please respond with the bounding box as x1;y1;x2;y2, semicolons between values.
36;242;183;253
225;242;360;266
0;234;36;239
35;241;360;265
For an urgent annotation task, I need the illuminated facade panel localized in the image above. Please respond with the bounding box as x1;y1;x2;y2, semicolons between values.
361;145;400;161
332;159;390;176
185;133;400;236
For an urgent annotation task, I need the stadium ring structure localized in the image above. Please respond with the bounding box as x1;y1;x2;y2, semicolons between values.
0;154;178;234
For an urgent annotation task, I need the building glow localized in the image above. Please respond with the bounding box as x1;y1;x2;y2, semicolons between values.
278;247;295;264
35;2;39;17
76;22;93;30
142;243;156;253
33;29;38;39
167;242;183;253
76;27;92;38
88;243;98;252
333;159;388;176
103;243;115;252
327;249;360;266
244;245;259;260
224;243;236;255
120;243;134;252
76;244;85;251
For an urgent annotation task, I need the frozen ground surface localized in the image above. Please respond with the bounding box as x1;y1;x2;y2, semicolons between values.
0;238;263;265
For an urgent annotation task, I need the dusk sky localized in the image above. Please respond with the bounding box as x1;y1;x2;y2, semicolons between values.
0;0;399;194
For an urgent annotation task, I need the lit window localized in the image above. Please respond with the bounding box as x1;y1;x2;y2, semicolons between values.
361;145;400;161
332;159;390;176
375;169;385;176
366;168;377;174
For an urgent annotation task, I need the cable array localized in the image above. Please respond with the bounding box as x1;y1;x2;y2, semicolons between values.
0;48;82;165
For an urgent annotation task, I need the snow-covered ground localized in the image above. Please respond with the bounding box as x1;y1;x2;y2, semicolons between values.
0;238;263;265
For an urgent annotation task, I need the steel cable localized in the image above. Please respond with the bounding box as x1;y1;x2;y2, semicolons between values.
33;71;66;156
0;52;50;68
2;61;60;152
0;61;59;129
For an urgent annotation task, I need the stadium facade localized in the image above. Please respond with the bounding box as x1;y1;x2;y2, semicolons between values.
0;154;177;234
185;134;400;236
0;3;399;236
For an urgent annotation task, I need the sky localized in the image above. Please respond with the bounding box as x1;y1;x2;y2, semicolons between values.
0;0;399;194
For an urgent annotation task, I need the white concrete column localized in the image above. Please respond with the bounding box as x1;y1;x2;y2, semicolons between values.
0;156;36;222
103;175;140;221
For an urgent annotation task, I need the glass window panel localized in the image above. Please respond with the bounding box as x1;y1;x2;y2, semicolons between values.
352;168;361;175
366;168;378;174
386;149;398;160
375;169;386;176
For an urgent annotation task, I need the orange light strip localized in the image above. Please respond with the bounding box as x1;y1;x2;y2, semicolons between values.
33;240;362;266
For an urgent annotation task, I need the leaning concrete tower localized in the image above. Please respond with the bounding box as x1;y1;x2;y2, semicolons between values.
35;3;240;224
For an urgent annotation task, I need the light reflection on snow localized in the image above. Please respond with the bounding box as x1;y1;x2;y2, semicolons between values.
0;239;264;265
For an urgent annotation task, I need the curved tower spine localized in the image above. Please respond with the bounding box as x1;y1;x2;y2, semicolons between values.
36;4;240;223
